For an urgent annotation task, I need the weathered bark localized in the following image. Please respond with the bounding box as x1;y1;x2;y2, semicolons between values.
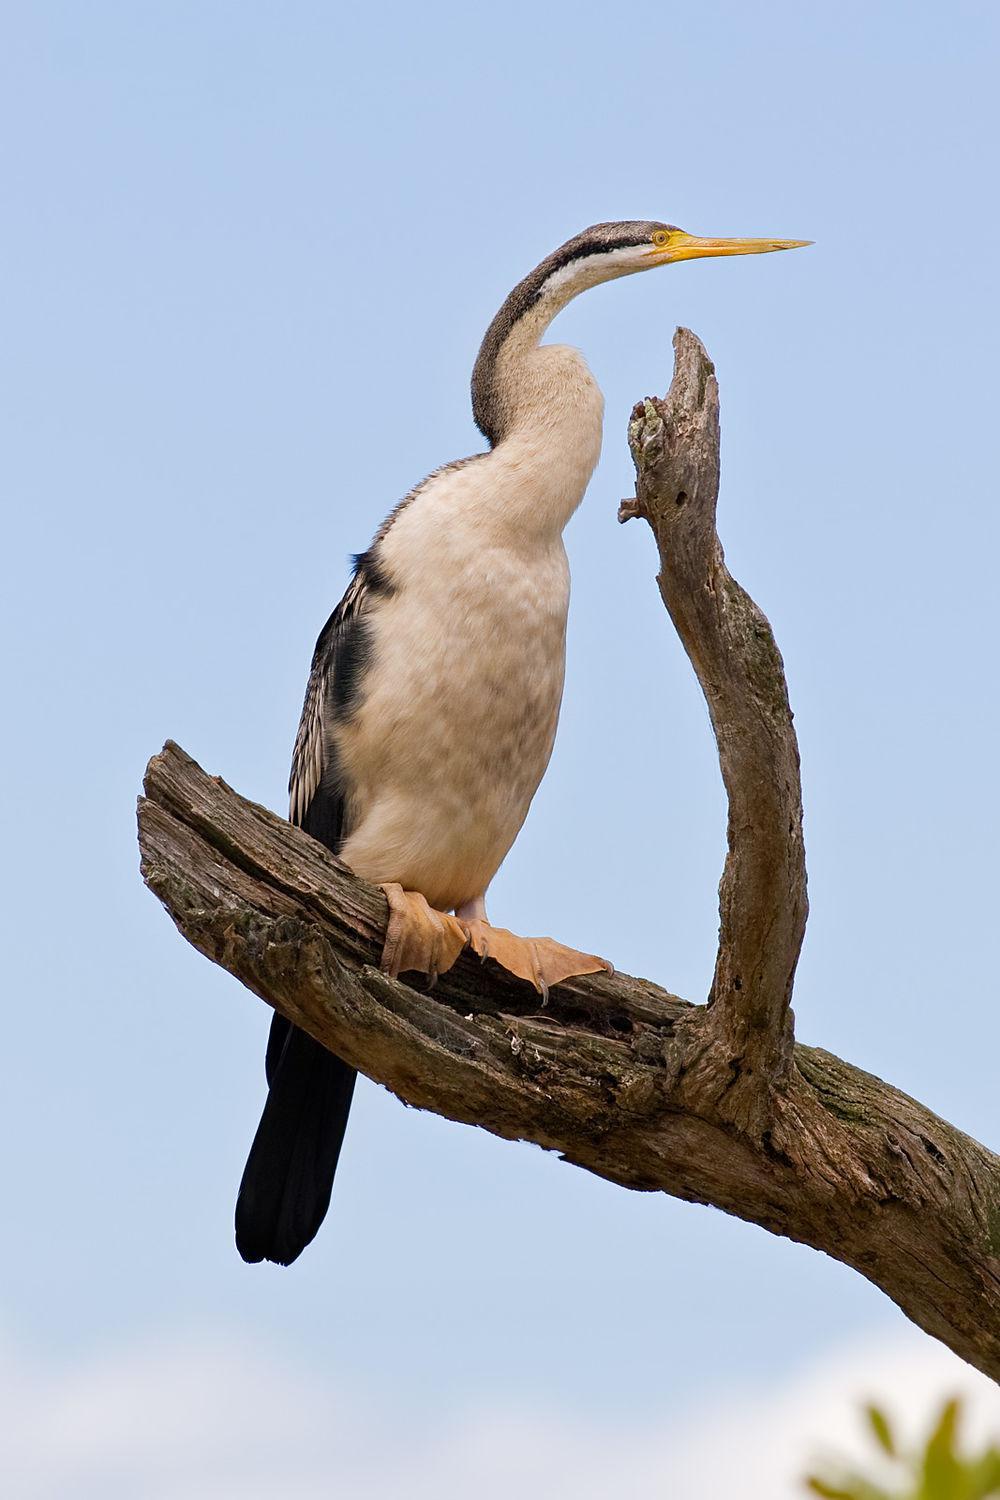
138;329;1000;1382
620;330;807;1134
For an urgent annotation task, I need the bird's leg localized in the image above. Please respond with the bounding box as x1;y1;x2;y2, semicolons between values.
453;893;490;957
378;886;613;1000
379;883;467;985
454;896;612;1004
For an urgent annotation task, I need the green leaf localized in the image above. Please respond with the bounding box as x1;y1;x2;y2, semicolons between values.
920;1399;963;1500
963;1446;1000;1499
865;1405;898;1458
805;1478;862;1499
804;1472;893;1500
806;1396;1000;1500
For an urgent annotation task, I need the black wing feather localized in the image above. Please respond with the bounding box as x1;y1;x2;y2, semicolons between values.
235;558;383;1266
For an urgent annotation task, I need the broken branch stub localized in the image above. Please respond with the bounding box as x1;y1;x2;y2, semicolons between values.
621;327;807;1128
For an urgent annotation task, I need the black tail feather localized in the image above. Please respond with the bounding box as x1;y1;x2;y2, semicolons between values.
235;1014;357;1266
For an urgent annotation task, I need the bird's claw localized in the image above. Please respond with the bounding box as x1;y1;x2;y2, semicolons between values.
379;884;466;983
457;919;611;999
380;889;612;1001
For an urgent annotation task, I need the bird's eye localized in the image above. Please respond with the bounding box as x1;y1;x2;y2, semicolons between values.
652;229;672;247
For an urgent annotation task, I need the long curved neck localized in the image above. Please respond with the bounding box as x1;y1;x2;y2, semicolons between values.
471;253;615;446
466;265;607;542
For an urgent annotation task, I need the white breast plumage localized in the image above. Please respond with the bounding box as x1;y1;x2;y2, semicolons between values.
335;460;575;909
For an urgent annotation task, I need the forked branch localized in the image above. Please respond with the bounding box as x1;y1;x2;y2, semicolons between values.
138;331;1000;1381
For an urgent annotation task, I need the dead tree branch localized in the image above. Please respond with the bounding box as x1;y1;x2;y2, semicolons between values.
138;329;1000;1381
620;329;807;1134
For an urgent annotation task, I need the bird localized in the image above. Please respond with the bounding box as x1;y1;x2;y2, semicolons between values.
234;219;809;1266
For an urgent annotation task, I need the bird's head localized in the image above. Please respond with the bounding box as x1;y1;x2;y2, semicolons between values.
536;220;812;296
472;220;810;443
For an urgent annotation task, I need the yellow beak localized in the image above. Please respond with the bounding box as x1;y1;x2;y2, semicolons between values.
653;231;812;264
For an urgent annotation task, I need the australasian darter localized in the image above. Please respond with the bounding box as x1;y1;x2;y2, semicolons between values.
235;220;808;1266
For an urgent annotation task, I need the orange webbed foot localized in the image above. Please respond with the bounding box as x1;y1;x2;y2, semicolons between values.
457;919;612;1002
379;883;467;984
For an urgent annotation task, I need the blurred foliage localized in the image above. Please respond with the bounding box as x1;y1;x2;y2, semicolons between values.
805;1400;1000;1500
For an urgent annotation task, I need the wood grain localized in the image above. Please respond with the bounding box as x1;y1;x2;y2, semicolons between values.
138;329;1000;1380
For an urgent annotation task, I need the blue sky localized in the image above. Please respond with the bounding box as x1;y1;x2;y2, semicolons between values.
2;2;998;1492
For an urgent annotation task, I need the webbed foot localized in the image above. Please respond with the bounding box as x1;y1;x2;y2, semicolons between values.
457;919;612;1002
379;883;467;984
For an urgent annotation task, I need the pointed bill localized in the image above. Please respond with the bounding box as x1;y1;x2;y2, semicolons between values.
652;232;812;264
